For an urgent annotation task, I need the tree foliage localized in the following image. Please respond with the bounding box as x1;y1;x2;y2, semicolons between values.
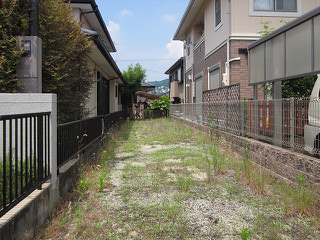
39;0;93;123
1;0;93;123
0;0;29;92
259;21;317;98
122;63;146;105
282;75;318;98
149;95;170;111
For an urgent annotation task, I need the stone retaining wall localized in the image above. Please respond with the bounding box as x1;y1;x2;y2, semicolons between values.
172;116;320;191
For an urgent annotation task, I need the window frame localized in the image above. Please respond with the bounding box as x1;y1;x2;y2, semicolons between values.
249;0;302;17
215;0;222;30
208;63;221;90
186;36;191;57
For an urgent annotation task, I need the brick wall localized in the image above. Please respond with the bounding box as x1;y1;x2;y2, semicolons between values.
205;43;227;89
193;41;205;78
230;40;255;100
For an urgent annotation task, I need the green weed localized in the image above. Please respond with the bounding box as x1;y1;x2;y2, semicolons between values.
240;227;251;240
177;175;193;192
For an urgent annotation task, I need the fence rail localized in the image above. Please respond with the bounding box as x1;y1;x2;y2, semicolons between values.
170;98;320;157
0;112;51;217
57;110;127;167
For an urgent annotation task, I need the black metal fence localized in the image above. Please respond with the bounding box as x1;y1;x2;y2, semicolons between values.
57;110;127;168
0;109;127;217
0;112;51;217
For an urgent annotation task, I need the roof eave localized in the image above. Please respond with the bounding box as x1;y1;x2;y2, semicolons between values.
165;57;184;74
70;0;116;52
174;0;196;40
92;36;126;85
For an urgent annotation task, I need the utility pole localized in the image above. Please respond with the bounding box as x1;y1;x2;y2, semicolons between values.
30;0;39;37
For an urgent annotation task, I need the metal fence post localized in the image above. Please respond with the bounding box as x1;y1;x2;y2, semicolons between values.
50;95;57;187
240;100;244;136
254;85;259;139
290;97;295;152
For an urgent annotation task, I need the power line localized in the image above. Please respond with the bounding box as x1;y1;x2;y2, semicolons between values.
115;58;178;62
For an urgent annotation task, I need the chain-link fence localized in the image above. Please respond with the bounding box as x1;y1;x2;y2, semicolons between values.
170;97;320;157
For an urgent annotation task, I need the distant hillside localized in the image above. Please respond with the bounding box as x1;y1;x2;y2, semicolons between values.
148;79;169;96
149;79;169;88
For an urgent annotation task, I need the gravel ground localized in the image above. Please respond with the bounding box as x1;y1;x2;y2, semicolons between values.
36;119;320;240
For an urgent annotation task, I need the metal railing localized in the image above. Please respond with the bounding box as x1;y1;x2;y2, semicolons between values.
0;112;51;217
57;110;127;167
170;97;320;156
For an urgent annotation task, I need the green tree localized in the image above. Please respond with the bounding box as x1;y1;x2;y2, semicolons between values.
259;21;317;98
39;0;93;123
0;0;29;92
122;63;146;105
0;0;93;123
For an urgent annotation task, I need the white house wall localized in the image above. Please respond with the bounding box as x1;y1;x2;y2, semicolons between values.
71;7;120;116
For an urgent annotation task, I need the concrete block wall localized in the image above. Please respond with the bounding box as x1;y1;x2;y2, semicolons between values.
172;116;320;191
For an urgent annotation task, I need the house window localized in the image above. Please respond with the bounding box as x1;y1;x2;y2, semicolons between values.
208;64;220;90
254;0;297;12
177;67;182;83
187;36;191;57
215;0;221;27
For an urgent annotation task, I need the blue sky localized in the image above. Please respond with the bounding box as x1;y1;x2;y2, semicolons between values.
95;0;189;82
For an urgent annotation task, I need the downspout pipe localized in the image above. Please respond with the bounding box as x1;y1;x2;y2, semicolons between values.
226;0;231;82
30;0;39;36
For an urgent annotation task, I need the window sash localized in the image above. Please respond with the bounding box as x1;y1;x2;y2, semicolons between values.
209;68;220;90
276;0;297;11
215;0;221;26
254;0;297;11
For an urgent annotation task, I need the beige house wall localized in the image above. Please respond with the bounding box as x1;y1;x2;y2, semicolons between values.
230;0;320;38
179;83;184;102
109;80;119;113
85;58;97;117
204;0;228;56
184;28;195;72
85;58;120;117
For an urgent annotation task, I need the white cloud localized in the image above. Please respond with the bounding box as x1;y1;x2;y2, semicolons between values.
166;40;183;59
120;9;133;17
107;21;121;43
162;14;176;23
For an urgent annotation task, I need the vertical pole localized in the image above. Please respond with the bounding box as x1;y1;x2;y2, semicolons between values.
3;121;7;208
241;100;244;136
254;85;258;139
30;0;39;37
273;81;282;147
37;115;43;190
50;95;58;187
290;97;295;152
